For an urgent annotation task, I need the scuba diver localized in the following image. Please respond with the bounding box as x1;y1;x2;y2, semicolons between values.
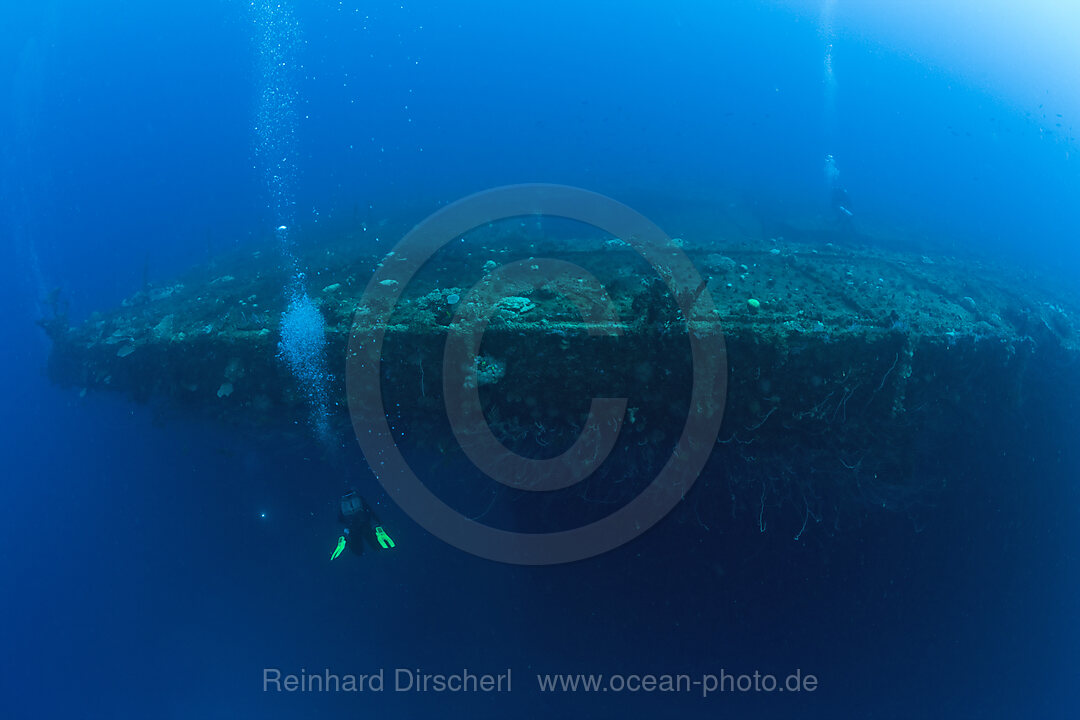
825;153;857;239
330;490;395;561
831;184;854;223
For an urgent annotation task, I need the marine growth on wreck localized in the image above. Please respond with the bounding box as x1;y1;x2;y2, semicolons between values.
41;223;1080;537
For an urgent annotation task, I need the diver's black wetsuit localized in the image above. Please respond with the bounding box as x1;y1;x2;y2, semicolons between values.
338;494;383;556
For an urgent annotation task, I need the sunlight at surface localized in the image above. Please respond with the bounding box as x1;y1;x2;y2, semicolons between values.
776;0;1080;118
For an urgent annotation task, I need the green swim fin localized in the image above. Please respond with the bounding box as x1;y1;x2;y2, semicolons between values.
331;535;346;560
374;526;395;549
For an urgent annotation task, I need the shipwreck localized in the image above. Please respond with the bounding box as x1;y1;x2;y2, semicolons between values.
41;222;1080;539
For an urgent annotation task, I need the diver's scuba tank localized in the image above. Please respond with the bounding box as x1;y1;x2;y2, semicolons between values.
340;491;362;517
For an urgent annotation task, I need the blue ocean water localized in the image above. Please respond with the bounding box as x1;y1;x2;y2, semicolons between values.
2;1;1078;717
